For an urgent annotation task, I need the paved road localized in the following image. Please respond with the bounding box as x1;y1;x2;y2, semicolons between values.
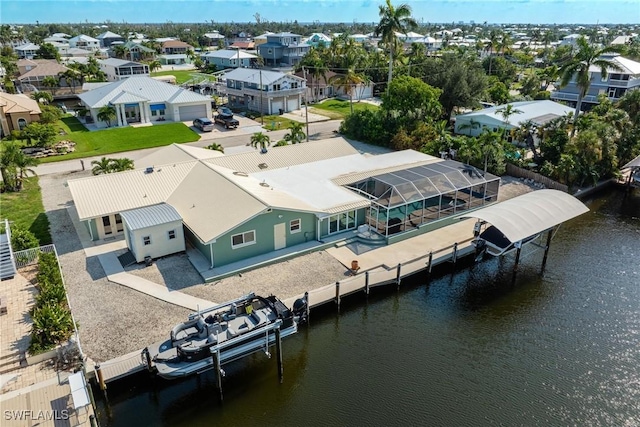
34;120;341;176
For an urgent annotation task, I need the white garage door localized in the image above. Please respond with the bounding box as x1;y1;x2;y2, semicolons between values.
287;98;298;112
178;104;207;121
271;101;283;115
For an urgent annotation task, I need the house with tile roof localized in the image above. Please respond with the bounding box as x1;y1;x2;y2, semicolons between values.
77;76;212;128
0;93;42;137
16;59;70;92
68;138;500;278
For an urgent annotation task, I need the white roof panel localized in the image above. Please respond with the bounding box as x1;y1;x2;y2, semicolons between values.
456;100;574;127
136;144;223;169
120;203;182;230
461;190;589;243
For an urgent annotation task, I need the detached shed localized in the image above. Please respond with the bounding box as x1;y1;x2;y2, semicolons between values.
120;203;185;263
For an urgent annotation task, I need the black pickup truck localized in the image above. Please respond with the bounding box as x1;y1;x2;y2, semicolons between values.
214;107;239;129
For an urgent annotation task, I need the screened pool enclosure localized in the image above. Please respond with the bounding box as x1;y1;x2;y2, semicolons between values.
346;161;500;236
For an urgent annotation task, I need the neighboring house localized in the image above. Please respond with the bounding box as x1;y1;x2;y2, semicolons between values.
253;32;273;47
161;40;193;54
396;31;424;44
551;55;640;110
96;31;125;48
68;138;500;279
229;41;255;50
257;32;310;66
0;92;42;137
293;69;336;102
611;35;636;45
58;47;93;58
16;59;70;91
305;33;332;47
334;74;375;101
158;54;191;66
203;31;225;46
99;58;150;81
77;76;213;128
416;36;442;51
454;100;574;138
116;40;156;61
559;33;582;47
14;43;40;59
222;68;306;114
201;49;257;69
69;35;101;51
348;34;370;43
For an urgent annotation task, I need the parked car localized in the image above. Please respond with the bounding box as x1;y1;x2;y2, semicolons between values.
217;107;234;117
193;117;214;132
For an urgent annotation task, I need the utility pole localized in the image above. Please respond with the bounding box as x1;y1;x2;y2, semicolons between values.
259;69;264;125
303;66;309;142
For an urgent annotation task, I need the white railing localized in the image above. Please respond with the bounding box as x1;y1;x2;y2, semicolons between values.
13;244;55;268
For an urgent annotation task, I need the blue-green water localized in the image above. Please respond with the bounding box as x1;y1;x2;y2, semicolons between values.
97;188;640;426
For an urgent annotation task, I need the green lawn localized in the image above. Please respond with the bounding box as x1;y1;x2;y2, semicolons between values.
311;99;379;119
41;118;200;163
151;70;215;84
261;115;300;132
0;177;52;245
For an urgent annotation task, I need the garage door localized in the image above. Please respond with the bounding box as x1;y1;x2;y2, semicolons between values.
178;104;207;121
287;98;298;112
271;101;283;115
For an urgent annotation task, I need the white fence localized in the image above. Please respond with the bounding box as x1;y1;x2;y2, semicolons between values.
13;244;56;268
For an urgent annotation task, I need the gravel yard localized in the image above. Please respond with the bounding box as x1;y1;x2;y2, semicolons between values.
38;168;538;363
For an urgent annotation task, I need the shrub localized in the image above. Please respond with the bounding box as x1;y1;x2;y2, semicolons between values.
29;303;74;354
10;225;39;251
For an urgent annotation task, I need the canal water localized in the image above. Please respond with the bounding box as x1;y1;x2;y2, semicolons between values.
97;188;640;426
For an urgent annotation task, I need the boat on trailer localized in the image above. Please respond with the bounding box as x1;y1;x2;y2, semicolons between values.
144;293;307;380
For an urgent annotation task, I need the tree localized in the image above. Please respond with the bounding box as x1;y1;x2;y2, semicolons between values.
477;129;505;174
21;122;57;147
0;142;39;192
148;60;162;73
111;44;127;59
250;132;271;153
97;105;117;127
381;75;442;122
42;76;59;95
58;69;80;94
283;121;306;144
487;80;509;105
558;36;625;119
91;157;113;175
31;91;53;105
36;43;60;61
374;0;418;86
13;151;39;190
496;104;523;126
329;69;365;114
39;104;63;124
205;143;224;153
109;158;135;172
10;225;39;251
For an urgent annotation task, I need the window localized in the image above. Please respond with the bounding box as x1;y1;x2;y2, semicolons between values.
273;84;281;91
168;230;176;240
17;118;28;130
231;230;256;249
143;236;151;246
290;219;301;233
608;87;616;97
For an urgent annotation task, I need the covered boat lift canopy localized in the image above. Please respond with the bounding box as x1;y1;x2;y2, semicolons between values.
461;189;589;245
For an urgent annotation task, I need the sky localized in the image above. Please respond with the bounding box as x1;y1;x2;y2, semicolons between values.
1;0;639;25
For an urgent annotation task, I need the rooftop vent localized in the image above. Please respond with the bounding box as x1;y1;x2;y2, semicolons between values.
258;163;268;169
144;166;154;174
233;171;249;177
259;180;269;187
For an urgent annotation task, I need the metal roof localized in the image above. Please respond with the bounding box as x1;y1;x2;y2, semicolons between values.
455;100;574;128
204;137;359;173
68;161;196;220
203;50;256;60
461;190;589;243
120;203;182;230
136;144;223;169
78;76;212;108
622;154;640;170
222;68;304;86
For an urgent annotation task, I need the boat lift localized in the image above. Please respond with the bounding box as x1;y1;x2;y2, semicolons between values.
461;189;590;282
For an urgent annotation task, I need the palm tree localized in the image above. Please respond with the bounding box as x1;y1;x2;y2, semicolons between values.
496;104;523;128
109;158;135;172
283;121;306;144
485;30;500;76
205;143;224;153
58;69;79;94
31;91;53;105
329;70;365;114
42;76;59;95
13;151;39;190
148;60;162;73
374;0;418;86
558;36;625;120
97;105;117;127
250;132;271;153
477;129;504;174
111;45;127;59
0;142;21;191
91;157;113;175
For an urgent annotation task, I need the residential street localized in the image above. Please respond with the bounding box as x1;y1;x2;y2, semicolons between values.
33;120;341;176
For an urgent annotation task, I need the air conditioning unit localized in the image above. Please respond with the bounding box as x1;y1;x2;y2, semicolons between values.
266;208;272;213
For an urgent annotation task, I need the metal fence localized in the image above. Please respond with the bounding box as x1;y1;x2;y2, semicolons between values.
13;244;56;268
506;164;569;192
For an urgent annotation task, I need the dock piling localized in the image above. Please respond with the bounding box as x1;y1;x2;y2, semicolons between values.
211;350;223;402
541;229;553;274
396;263;402;289
365;271;370;296
335;281;341;312
427;251;433;282
95;363;109;403
452;242;458;266
512;243;522;285
275;328;283;383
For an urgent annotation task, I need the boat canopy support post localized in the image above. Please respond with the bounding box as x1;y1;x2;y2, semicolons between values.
95;364;109;403
335;281;341;313
541;228;554;274
426;251;433;282
211;349;223;402
511;241;522;285
275;327;283;383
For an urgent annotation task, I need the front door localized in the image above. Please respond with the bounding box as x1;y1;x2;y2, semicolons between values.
102;216;112;235
274;223;286;250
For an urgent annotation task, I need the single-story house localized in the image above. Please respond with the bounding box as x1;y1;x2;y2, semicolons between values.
293;69;336;102
223;68;306;114
77;76;213;128
0;92;42;137
16;59;70;91
68;138;500;277
201;49;257;69
454;100;575;138
99;58;150;81
334;74;375;100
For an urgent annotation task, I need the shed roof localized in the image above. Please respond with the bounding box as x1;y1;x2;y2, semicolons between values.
461;190;589;243
120;203;182;230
